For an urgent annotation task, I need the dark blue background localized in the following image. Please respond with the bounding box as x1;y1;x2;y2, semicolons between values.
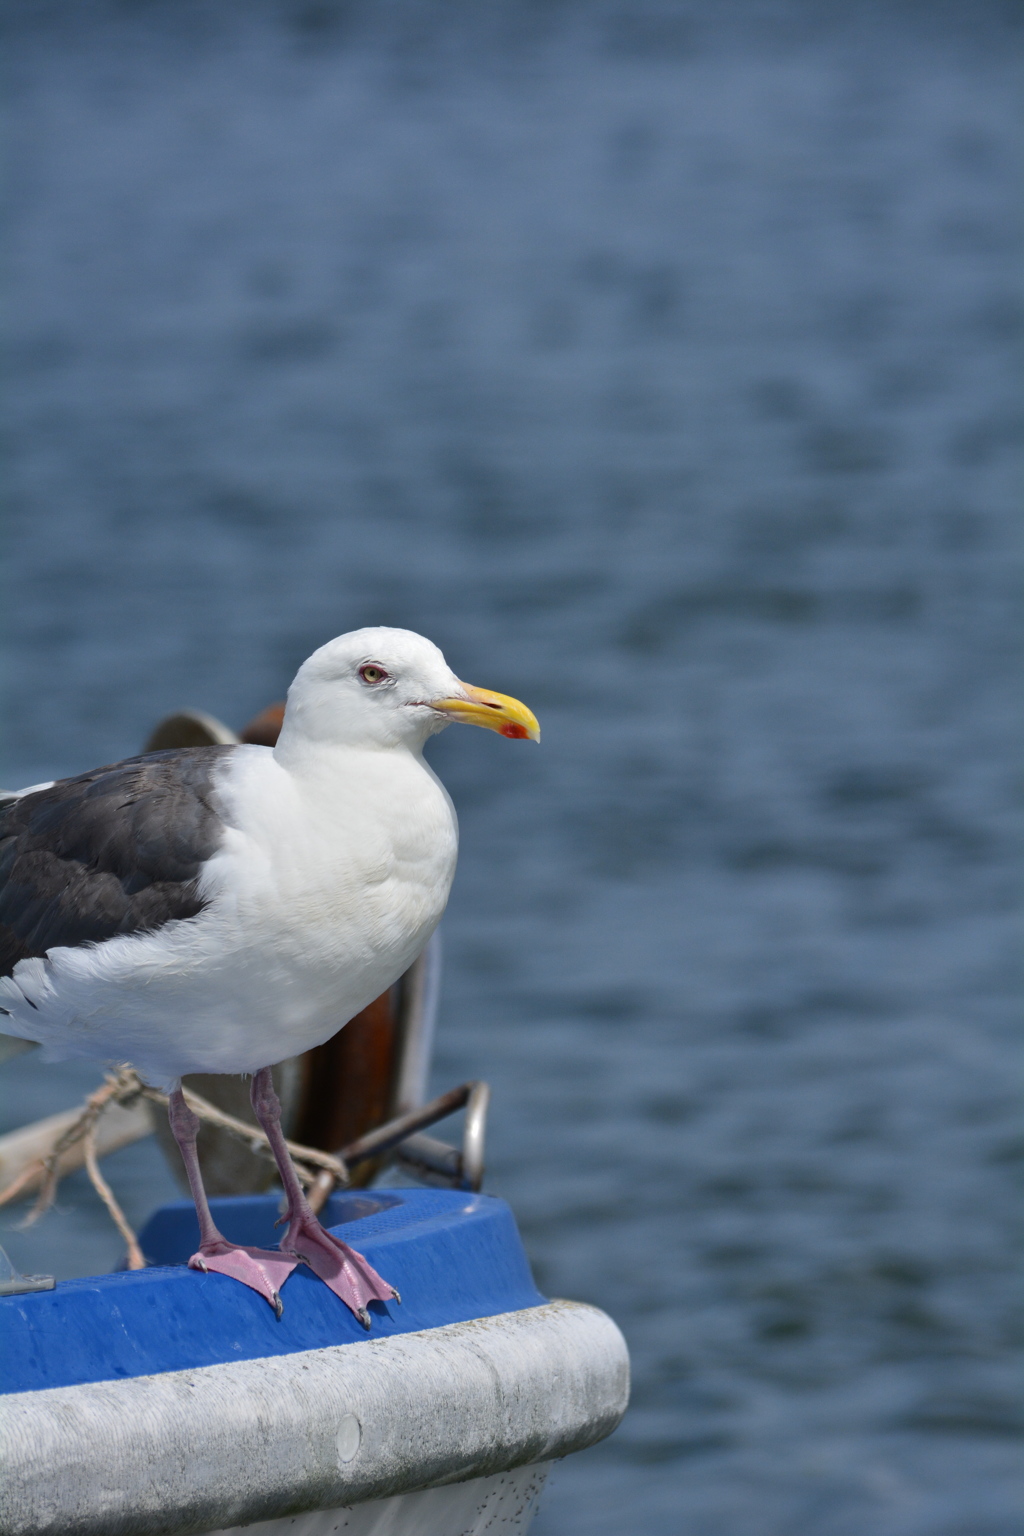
2;5;1020;1533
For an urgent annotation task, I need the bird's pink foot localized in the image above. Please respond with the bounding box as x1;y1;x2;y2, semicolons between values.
283;1214;399;1327
189;1240;298;1318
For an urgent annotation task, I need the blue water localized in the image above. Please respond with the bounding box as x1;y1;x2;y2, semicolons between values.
1;5;1021;1533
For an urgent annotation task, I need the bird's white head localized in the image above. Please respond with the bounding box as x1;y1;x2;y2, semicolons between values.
273;627;540;761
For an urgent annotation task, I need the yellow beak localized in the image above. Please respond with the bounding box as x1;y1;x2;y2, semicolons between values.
431;682;540;741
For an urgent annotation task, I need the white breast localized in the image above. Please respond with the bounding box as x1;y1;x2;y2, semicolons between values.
215;743;459;989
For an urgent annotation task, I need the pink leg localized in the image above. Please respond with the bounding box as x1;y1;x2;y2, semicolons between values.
168;1087;297;1317
249;1067;399;1328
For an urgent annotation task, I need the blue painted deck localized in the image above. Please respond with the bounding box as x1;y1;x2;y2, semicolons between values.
0;1188;545;1394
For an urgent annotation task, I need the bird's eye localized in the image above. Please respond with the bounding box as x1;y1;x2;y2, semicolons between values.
358;663;389;686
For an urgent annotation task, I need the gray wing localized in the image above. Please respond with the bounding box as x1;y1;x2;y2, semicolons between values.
0;747;234;980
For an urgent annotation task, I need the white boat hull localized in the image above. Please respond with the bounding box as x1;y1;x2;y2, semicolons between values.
214;1463;550;1536
1;1301;627;1536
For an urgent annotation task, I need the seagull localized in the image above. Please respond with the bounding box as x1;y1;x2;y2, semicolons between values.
0;628;539;1323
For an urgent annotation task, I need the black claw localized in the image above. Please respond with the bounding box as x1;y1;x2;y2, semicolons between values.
390;1288;402;1304
272;1291;284;1320
357;1307;371;1329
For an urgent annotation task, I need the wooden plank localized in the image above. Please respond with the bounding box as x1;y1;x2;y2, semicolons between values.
0;1100;155;1197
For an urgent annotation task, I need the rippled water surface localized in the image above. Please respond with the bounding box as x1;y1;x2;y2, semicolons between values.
2;6;1021;1533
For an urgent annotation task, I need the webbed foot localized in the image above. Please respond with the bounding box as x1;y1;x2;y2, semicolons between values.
189;1240;298;1318
283;1215;398;1327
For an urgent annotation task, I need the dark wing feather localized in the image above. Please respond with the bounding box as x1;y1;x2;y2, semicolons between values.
0;747;234;978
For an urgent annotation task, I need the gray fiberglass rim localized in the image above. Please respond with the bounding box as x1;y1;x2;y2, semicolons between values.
0;1301;629;1536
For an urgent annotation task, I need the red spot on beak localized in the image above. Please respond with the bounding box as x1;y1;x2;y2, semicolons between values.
500;722;530;739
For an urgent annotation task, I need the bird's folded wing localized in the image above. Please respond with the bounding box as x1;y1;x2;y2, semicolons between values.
0;747;235;977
